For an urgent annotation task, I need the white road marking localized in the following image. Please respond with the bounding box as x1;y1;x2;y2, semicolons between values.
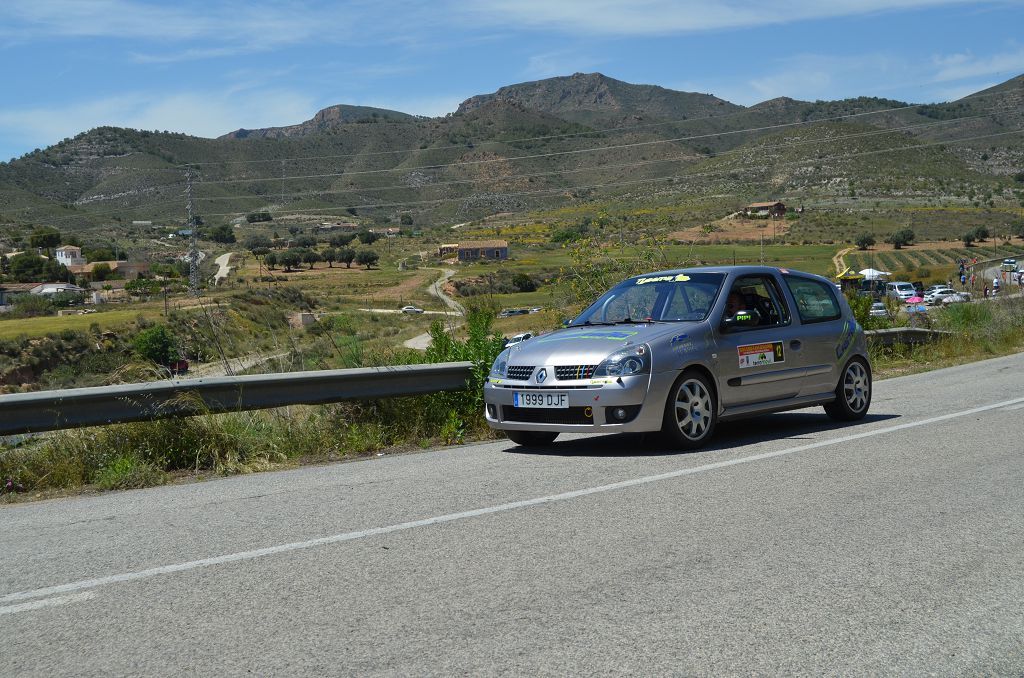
1002;403;1024;411
0;591;95;616
4;394;1024;605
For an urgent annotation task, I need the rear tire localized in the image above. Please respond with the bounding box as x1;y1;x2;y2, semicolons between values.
824;357;871;421
505;430;559;446
661;370;717;450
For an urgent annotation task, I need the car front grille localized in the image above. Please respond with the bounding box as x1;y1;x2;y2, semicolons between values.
506;365;535;381
501;406;594;425
555;365;598;380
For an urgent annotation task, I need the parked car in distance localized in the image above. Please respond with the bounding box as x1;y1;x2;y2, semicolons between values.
868;302;889;318
498;308;530;318
504;332;534;347
885;281;916;302
925;288;961;305
400;305;424;314
940;292;971;305
485;265;871;450
924;284;952;296
529;307;544;314
1001;258;1017;272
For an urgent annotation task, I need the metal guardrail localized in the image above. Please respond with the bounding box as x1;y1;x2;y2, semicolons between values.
864;328;952;347
0;362;475;436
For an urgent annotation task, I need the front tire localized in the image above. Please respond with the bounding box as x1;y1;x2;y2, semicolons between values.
505;430;559;446
825;358;871;421
662;370;717;450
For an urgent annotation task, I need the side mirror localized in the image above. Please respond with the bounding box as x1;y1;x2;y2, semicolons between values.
721;308;761;331
561;318;571;328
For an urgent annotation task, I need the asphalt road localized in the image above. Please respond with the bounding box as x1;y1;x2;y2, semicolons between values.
3;354;1024;675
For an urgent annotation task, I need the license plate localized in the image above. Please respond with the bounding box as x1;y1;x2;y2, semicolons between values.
513;391;568;408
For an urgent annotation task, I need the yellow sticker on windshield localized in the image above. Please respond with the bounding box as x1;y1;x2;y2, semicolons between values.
636;273;691;285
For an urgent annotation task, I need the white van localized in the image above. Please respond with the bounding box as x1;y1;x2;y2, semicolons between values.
885;281;916;301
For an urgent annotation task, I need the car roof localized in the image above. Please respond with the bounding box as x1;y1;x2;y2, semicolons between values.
625;264;829;283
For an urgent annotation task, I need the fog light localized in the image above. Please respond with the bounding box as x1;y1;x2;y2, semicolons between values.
613;407;627;421
486;404;497;418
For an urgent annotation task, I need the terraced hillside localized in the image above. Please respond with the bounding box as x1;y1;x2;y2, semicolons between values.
1;72;1022;242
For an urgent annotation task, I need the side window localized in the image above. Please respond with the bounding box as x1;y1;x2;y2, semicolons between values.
783;276;842;323
723;276;790;328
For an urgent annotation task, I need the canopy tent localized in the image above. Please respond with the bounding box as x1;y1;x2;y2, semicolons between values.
859;268;891;280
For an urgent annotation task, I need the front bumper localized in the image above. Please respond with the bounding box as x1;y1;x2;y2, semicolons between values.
483;371;676;434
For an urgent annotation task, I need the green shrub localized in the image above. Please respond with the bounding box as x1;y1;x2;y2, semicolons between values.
132;324;180;365
93;456;167;490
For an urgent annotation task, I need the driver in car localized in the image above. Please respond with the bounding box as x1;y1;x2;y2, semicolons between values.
725;291;745;319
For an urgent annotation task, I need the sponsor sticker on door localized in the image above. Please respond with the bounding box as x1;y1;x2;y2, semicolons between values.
737;341;784;369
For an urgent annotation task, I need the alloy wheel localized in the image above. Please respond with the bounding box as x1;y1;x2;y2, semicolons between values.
843;361;870;413
674;378;713;441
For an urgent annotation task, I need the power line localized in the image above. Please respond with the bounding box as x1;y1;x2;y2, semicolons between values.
8;86;1023;201
177;85;1024;168
193;128;1024;217
183;108;1024;205
4;92;1022;227
9;122;1024;231
194;90;1024;186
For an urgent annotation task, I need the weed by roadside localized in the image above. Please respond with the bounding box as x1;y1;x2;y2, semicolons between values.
0;307;507;499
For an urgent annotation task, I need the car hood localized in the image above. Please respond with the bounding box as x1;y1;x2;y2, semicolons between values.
506;323;688;366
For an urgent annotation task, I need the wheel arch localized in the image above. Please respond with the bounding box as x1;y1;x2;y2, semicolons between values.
674;362;720;412
835;352;872;390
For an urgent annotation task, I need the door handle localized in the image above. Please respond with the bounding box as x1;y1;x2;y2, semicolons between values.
790;339;802;350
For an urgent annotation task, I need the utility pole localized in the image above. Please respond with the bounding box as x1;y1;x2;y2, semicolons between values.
185;167;200;297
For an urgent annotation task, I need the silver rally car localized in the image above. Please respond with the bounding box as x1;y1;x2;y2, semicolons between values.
484;266;870;449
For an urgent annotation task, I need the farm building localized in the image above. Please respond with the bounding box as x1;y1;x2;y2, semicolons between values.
744;201;787;218
457;240;509;261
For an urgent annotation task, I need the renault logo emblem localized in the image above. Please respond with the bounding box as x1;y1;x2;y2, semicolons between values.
536;368;547;383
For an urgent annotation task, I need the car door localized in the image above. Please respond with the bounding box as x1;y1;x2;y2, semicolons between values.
781;274;849;398
714;273;806;407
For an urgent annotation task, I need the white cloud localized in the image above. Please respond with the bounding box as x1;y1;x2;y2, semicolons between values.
738;53;913;104
0;89;318;153
931;47;1024;81
0;0;351;50
357;94;466;117
457;0;982;35
931;81;1000;101
523;51;606;79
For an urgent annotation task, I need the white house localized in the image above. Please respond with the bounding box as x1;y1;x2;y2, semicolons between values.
54;245;86;267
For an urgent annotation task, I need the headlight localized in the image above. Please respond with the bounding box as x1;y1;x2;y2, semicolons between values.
489;351;509;378
594;344;651;377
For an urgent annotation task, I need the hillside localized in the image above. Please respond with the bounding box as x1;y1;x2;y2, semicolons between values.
221;105;418;140
456;72;742;126
1;72;1022;244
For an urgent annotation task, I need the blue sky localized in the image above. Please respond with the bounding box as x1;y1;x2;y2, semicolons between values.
1;0;1023;163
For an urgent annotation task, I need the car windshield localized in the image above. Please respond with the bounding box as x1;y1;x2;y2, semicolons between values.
571;272;725;325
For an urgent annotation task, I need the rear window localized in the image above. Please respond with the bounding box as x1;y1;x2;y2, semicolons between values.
783;275;842;323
